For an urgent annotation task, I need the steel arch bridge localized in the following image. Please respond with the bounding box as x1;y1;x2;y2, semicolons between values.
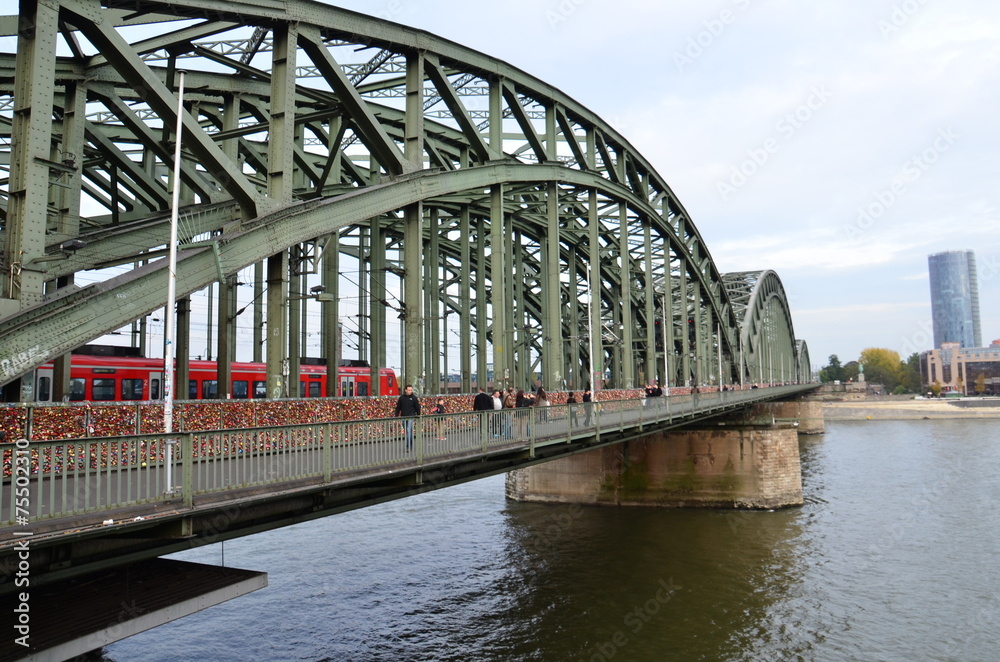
0;0;810;400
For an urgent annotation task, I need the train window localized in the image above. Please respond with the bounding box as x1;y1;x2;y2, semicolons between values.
151;378;161;400
233;381;249;399
299;380;306;398
70;378;85;401
121;379;144;401
387;374;394;388
92;378;116;401
203;380;218;399
188;380;198;400
357;382;369;397
253;381;267;398
308;382;322;398
37;376;51;402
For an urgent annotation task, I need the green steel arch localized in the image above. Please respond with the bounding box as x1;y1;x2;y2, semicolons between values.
797;340;812;384
722;270;802;385
0;0;809;398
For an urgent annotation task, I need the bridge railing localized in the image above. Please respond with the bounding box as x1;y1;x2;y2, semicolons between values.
1;385;812;527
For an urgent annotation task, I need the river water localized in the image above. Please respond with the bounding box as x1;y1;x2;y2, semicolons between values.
105;420;1000;661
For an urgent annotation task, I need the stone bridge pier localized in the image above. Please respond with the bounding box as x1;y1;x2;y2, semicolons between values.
506;397;824;510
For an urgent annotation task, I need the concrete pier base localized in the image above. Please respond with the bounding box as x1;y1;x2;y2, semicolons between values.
506;422;803;509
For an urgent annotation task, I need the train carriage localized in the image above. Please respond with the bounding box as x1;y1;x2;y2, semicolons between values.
29;350;398;403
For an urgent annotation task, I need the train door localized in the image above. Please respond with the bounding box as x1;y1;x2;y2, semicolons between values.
149;371;163;400
340;374;355;397
35;367;53;402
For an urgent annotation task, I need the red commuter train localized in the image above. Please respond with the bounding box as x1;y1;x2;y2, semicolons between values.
30;352;399;403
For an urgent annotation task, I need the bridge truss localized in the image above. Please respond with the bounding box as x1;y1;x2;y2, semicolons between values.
0;0;809;399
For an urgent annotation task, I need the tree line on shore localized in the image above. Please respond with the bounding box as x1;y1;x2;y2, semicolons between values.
820;349;991;396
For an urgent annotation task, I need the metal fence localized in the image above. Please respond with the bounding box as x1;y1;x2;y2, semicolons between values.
1;386;810;526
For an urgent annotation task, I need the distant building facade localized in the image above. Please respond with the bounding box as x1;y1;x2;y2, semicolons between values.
928;250;981;349
921;340;1000;395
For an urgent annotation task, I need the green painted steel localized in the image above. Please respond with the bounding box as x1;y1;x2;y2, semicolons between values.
0;0;807;396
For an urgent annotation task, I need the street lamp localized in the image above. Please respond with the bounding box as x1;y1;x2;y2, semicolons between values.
163;70;186;494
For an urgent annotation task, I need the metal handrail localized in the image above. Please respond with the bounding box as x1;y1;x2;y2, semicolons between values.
0;385;813;527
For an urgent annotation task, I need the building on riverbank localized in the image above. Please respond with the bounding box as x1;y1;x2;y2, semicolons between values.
920;340;1000;395
928;250;981;349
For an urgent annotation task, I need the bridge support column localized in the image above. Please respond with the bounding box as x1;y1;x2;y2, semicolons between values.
506;422;803;509
752;397;825;435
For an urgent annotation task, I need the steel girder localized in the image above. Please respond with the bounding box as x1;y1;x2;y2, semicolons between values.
0;0;807;395
722;270;803;385
797;340;812;383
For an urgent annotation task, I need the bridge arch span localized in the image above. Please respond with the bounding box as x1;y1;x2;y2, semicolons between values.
723;270;805;385
0;0;809;397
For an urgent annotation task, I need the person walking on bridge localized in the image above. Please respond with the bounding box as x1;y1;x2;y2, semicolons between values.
473;386;493;441
473;386;493;411
491;389;503;437
431;397;447;440
394;385;420;451
536;387;550;423
502;388;517;438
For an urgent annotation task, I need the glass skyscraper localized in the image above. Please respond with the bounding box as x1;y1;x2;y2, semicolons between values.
928;250;981;349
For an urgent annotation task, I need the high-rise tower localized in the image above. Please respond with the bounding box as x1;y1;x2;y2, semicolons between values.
928;250;981;349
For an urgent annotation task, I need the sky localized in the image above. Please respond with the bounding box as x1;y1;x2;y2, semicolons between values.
315;0;1000;370
9;0;994;372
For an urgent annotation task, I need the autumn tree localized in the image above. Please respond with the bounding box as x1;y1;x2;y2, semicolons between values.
976;373;986;395
858;347;903;391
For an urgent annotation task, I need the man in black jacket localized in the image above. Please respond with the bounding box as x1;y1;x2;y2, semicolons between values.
394;385;420;451
473;387;494;441
473;387;493;411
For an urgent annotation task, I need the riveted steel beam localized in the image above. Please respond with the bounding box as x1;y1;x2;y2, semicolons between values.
2;0;60;312
59;0;260;217
298;27;412;177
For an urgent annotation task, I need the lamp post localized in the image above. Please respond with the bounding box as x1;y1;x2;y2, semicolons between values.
163;70;184;494
661;292;669;396
587;261;598;391
717;323;723;387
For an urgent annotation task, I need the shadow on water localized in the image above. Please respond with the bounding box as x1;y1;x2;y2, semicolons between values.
487;492;811;661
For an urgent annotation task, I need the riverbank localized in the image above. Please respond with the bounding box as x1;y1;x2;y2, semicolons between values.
823;398;1000;420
